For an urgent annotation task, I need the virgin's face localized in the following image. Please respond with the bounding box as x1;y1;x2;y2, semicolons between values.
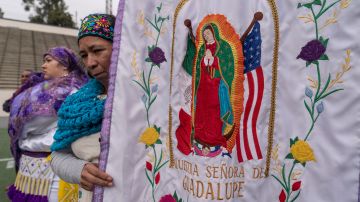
203;28;214;43
79;36;113;90
41;55;67;80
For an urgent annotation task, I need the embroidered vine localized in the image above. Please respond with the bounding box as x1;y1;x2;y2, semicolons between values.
133;3;170;202
272;1;352;202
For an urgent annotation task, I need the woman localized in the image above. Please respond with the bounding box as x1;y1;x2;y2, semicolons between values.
2;69;34;113
194;24;234;153
50;14;115;202
7;47;87;201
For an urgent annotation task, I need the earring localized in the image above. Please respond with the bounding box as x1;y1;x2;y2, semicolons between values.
62;69;69;77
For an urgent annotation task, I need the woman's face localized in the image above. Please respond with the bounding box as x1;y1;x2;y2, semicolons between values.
41;55;68;80
78;36;113;90
20;70;32;84
203;28;215;43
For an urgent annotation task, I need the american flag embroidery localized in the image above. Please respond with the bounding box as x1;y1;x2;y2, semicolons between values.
236;22;264;162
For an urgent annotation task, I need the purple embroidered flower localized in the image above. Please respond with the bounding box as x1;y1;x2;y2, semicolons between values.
159;194;176;202
297;39;326;62
149;47;167;66
37;92;52;104
53;100;63;112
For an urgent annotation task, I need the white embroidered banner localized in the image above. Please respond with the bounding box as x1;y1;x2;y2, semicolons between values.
96;0;360;201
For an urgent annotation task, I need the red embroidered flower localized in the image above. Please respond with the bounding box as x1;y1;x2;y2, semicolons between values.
292;181;302;191
279;189;286;202
146;161;152;171
155;172;160;185
159;194;176;202
98;18;110;27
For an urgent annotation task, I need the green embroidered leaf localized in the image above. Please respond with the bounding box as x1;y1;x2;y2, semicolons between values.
149;95;157;106
318;88;344;100
319;36;329;48
304;100;312;117
303;3;313;9
313;0;322;6
290;138;295;147
294;160;300;164
290;190;301;202
156;139;162;144
297;3;303;8
312;60;319;66
145;168;154;186
317;74;331;100
173;191;179;200
301;162;306;167
145;58;152;62
148;45;155;52
306;61;311;67
156;3;162;12
179;199;183;202
154;125;161;133
323;38;329;48
319;54;329;60
285;153;294;159
145;145;149;149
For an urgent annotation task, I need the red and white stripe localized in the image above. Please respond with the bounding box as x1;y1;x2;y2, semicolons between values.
236;67;264;162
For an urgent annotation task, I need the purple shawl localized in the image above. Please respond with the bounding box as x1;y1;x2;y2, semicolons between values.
8;52;88;170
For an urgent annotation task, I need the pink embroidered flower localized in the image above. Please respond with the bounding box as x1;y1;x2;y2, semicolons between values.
159;194;176;202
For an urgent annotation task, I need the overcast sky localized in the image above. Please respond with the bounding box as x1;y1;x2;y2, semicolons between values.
1;0;120;26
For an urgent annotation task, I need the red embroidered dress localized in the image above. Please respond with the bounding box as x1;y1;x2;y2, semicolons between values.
194;42;226;148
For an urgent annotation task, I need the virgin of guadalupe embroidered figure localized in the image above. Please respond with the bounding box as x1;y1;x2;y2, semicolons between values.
176;13;264;162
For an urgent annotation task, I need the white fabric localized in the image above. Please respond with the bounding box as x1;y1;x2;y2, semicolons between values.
71;132;100;163
19;88;79;152
19;116;57;152
103;1;360;201
50;149;87;185
71;133;101;202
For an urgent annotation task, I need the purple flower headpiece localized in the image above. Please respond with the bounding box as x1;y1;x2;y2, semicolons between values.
78;14;115;42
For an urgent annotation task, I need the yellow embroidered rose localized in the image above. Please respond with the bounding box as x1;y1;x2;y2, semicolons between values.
139;127;159;146
290;140;316;163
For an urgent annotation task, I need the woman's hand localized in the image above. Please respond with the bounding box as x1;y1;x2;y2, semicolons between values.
80;163;113;191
